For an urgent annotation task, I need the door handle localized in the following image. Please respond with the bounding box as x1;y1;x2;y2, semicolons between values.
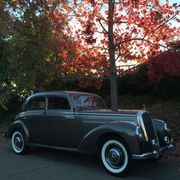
64;115;75;120
22;116;27;120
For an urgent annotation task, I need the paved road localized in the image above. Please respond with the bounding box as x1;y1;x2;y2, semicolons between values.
0;135;180;180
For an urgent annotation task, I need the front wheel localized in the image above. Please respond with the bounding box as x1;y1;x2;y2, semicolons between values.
100;138;132;176
11;130;28;154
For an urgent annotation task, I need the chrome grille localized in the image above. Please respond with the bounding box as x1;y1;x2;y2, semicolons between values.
137;111;159;144
142;112;156;141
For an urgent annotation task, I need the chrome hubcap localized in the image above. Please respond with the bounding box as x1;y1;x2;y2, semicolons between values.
106;147;124;168
14;135;23;150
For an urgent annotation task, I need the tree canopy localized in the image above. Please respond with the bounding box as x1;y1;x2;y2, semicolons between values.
55;0;180;109
0;0;179;109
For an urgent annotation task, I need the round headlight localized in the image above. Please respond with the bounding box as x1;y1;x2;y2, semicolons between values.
164;123;171;132
136;126;145;140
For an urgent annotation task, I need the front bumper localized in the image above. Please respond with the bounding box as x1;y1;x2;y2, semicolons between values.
132;144;175;160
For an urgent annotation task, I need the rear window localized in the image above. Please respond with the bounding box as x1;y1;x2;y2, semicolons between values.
70;94;106;109
48;97;70;110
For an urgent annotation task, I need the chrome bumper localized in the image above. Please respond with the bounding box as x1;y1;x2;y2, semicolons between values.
132;144;175;160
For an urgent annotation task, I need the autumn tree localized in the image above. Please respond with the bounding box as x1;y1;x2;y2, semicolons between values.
52;3;109;89
0;0;70;108
2;0;69;93
59;0;180;110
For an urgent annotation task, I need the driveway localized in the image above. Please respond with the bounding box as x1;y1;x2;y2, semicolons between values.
0;134;180;180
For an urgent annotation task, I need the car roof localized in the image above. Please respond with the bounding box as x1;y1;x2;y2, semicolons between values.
26;91;99;100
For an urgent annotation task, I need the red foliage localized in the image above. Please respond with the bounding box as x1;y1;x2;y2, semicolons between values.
147;51;180;84
51;0;179;88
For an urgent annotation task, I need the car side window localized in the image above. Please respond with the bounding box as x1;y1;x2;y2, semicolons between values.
48;97;70;110
28;97;45;110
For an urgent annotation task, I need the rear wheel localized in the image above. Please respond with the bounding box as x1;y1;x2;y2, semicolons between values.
11;130;28;154
100;138;132;176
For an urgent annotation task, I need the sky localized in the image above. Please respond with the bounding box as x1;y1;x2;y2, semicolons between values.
166;0;180;27
163;0;180;4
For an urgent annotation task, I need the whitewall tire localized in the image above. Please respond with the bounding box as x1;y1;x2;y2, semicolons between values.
11;131;27;154
101;139;131;176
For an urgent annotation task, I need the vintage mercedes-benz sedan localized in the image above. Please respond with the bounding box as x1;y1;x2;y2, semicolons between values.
5;91;175;176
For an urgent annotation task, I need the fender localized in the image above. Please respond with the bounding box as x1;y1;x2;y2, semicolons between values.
5;120;30;144
78;121;141;154
153;119;169;140
153;119;166;130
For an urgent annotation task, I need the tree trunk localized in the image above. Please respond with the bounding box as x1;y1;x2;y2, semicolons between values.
108;0;118;111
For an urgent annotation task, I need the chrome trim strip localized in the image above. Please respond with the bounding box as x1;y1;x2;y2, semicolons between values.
82;120;137;125
132;144;175;159
83;121;106;124
78;112;136;117
111;121;137;126
132;151;159;159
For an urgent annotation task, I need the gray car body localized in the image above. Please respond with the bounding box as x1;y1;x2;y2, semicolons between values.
5;91;173;157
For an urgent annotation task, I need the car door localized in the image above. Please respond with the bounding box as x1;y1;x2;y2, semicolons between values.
45;96;78;147
23;96;46;144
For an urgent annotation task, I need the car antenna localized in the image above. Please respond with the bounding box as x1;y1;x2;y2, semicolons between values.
143;104;146;111
59;78;68;92
60;80;76;111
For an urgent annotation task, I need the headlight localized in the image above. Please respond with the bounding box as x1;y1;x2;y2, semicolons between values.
136;126;145;140
164;123;171;132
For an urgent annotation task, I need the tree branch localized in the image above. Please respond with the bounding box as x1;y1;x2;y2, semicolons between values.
116;38;168;49
114;20;128;24
115;45;122;61
140;38;168;48
151;14;177;33
98;19;108;34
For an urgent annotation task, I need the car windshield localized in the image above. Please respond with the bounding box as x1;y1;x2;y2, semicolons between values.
70;93;106;109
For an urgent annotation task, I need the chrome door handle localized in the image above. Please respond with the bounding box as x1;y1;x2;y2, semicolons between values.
64;115;75;119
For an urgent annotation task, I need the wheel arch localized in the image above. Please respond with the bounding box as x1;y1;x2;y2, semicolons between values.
78;123;141;155
5;120;30;144
96;133;129;153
